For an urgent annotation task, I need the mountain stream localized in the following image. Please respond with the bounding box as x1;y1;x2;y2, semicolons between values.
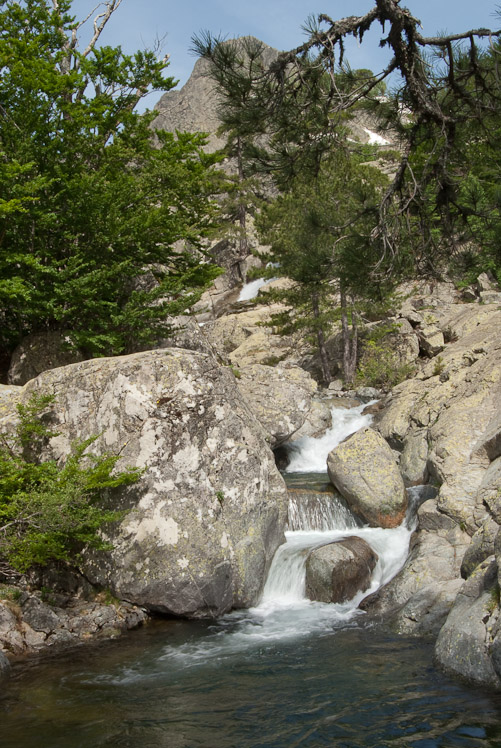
2;404;501;747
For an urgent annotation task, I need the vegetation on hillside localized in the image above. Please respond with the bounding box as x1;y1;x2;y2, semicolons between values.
0;393;141;572
0;0;221;362
194;2;501;382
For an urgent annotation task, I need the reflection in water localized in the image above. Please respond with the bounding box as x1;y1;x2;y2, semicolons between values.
3;403;501;747
3;624;501;748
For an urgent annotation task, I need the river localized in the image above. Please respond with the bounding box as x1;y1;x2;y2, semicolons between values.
2;404;501;747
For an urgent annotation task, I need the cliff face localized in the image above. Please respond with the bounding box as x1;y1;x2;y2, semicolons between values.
152;37;280;153
153;56;224;153
152;37;395;152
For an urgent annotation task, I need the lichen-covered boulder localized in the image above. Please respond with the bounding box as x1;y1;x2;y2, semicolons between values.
19;349;288;618
435;557;501;689
236;364;318;447
327;428;407;528
305;537;378;603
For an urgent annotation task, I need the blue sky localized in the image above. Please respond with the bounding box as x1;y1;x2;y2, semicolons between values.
70;0;501;110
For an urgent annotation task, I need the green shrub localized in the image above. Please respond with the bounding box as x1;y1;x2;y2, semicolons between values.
0;393;142;572
355;337;415;390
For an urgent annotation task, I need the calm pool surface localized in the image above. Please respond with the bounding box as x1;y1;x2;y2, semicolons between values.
2;618;501;748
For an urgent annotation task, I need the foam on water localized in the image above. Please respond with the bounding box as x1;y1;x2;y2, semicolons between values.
98;401;411;677
285;401;374;473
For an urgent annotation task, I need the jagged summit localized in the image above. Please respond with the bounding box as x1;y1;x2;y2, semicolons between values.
152;37;279;152
152;37;394;151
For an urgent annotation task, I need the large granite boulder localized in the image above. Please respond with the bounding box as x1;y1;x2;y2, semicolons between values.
306;537;378;603
8;349;288;618
435;556;501;689
236;364;318;448
327;428;407;528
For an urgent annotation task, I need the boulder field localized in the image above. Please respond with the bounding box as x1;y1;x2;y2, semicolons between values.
358;300;501;689
2;285;501;693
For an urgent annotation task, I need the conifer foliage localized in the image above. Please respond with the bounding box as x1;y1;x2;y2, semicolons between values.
0;0;221;360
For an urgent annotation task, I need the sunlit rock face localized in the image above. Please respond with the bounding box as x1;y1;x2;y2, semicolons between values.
13;349;288;618
327;427;407;528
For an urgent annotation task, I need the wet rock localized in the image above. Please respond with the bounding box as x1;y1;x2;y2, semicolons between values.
360;500;470;635
327;428;407;528
305;537;378;604
396;579;464;637
362;400;384;417
0;650;11;678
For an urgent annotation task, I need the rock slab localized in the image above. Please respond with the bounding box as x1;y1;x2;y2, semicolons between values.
15;349;288;618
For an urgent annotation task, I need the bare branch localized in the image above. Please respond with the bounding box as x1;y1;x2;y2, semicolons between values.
82;0;123;58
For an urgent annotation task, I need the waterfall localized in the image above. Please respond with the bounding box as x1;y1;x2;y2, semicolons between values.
158;403;413;664
287;489;362;532
285;401;374;473
237;276;278;301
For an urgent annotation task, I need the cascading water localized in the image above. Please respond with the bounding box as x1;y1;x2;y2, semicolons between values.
5;405;500;748
237;276;278;301
155;403;414;663
284;400;374;473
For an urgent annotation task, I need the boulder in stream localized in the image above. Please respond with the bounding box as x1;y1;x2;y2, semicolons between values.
305;536;378;604
327;428;407;528
435;556;501;689
236;364;318;448
7;349;288;618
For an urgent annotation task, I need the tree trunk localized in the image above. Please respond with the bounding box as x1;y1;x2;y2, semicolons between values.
311;290;331;384
340;287;358;385
236;136;248;257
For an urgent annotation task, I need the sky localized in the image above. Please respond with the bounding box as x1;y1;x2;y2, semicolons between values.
69;0;501;111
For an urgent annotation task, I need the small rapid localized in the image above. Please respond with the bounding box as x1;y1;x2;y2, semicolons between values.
151;403;413;669
284;400;374;472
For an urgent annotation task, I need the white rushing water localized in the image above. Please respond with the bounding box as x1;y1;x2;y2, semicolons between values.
150;403;413;670
285;401;374;473
287;491;360;532
237;276;278;301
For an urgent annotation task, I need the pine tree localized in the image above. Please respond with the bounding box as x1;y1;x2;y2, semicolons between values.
0;0;221;360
